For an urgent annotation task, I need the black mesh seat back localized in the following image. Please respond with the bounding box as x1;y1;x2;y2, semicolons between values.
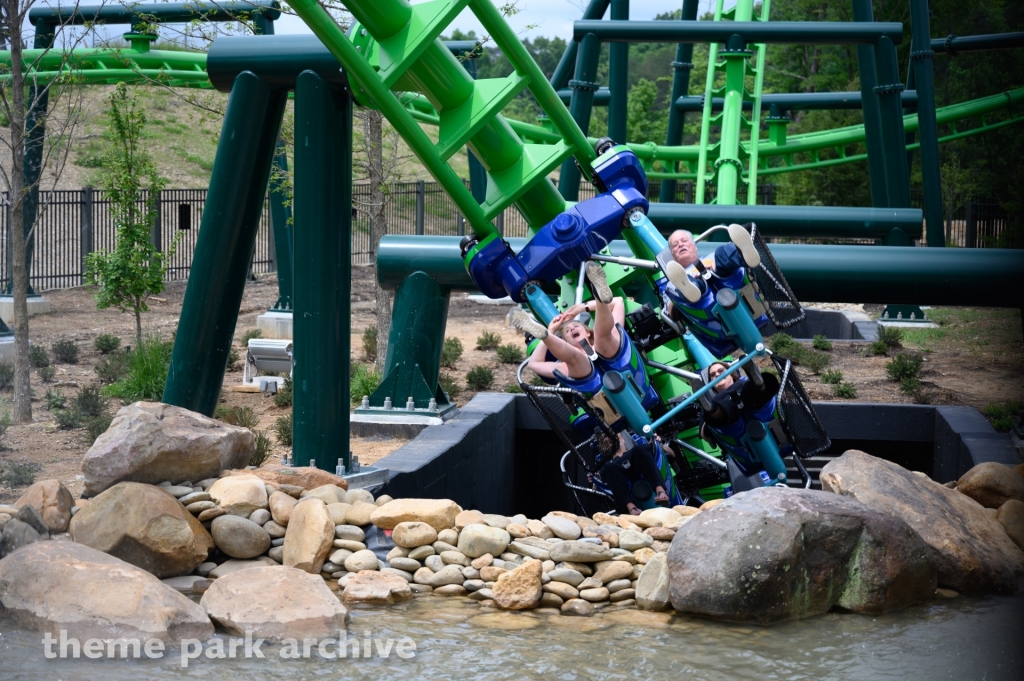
771;354;831;459
520;382;606;473
748;223;805;329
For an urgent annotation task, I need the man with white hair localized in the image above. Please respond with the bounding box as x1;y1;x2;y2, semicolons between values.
662;224;761;303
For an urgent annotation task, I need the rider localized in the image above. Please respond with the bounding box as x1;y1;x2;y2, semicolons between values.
699;360;787;469
593;431;672;514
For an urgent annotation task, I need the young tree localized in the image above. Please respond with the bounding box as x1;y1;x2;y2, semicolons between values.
0;0;93;423
86;82;176;343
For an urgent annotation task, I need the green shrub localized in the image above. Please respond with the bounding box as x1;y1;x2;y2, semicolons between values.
29;345;50;368
54;408;83;430
51;339;80;364
94;334;121;354
105;335;174;403
440;337;463;368
0;401;10;441
85;414;114;444
475;331;502;351
801;349;830;374
495;343;524;364
833;382;858;399
350;364;382;405
0;460;38;487
273;412;293;446
274;376;293;407
216;406;260;429
74;385;107;418
227;347;240;369
768;333;800;357
504;383;523;394
899;377;922;395
241;328;263;346
94;352;130;384
821;369;843;385
438;371;461;398
466;366;494;391
886;353;923;383
251;430;274;467
869;340;889;356
529;373;547;386
877;325;905;349
812;335;833;352
45;388;67;411
982;401;1022;433
40;365;56;382
0;361;12;390
362;325;378;361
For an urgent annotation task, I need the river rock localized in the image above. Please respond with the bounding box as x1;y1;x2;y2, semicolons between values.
632;507;682;529
248;508;271;526
458;524;511;558
526;519;554;538
390;557;422;572
392;521;438;548
221;465;348;492
16;504;49;536
15;479;74;533
201;565;348;641
0;541;212;640
301;484;348;506
0;513;10;533
429;564;466;587
69;482;213;577
208;557;277;578
345;501;379;526
370;498;460;530
342;570;413;604
177;491;211;506
264;520;286;538
492;559;542;610
957;462;1024;509
211;515;272;559
550;541;614;563
544;581;579;600
646;526;677;541
0;519;44;557
542;514;582;540
667;486;937;623
635;552;670;611
548;567;585;587
617;530;654;552
441;550;470;566
326;503;351;525
593;560;635;583
821;449;1024;593
560;598;594;617
198;507;228;522
283;498;334;574
187;500;216;514
81;401;253;495
344;549;380;572
995;499;1024;550
208;474;268;517
455;509;484;528
580;587;609;602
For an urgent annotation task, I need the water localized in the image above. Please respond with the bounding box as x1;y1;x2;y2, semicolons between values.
1;592;1021;680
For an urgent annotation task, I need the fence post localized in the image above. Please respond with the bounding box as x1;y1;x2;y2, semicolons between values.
415;179;425;235
457;214;465;237
964;201;976;248
684;182;693;204
151;189;162;252
81;187;94;278
496;209;504;236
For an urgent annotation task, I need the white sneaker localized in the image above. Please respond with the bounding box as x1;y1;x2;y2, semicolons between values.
507;308;548;339
728;223;761;269
665;260;702;303
585;261;613;304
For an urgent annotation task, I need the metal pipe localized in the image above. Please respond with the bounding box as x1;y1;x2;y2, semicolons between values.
549;0;609;90
669;90;920;112
874;36;912;212
646;359;700;381
607;0;629;144
28;1;282;26
852;0;890;209
589;253;657;269
660;0;700;203
909;0;945;248
932;32;1024;54
572;20;904;44
558;32;600;200
375;236;1024;309
674;438;729;469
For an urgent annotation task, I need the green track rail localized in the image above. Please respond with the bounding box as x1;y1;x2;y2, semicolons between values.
0;44;210;88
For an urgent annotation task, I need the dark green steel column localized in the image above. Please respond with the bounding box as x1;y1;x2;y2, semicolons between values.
908;0;945;247
268;141;293;310
852;0;889;208
164;72;286;415
607;0;629;144
558;32;600;201
462;54;488;204
291;71;352;470
659;0;699;204
874;36;911;211
550;0;610;89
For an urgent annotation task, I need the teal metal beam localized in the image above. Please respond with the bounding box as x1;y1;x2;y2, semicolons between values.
909;0;945;248
874;35;912;214
572;20;904;44
550;0;609;90
557;32;600;200
164;73;287;415
28;1;282;27
932;32;1024;53
852;0;889;209
291;71;352;471
607;0;629;144
659;0;699;203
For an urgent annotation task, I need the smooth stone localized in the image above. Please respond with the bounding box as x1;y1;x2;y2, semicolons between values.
300;484;348;506
480;566;507;582
370;498;460;531
341;571;414;604
542;514;582;540
539;592;564;609
375;495;393;506
429;565;466;587
197;561;217;576
995;499;1024;550
610;588;636;603
526;519;554;538
506;523;530;539
268;491;299;526
434;584;468;596
282;498;334;574
508;540;550;561
455;509;485;529
332;540;367;552
432;540;459;554
471;554;493;569
177;491;212;506
458;524;511;558
207;475;269;516
558;561;593;576
15;480;74;533
267;546;284;563
211;515;272;559
549;541;614;563
578;577;603;590
346;489;374;505
198;507;228;522
464;579;485;592
409;583;433;594
208;556;277;578
958;462;1024;509
186;500;216;514
15;505;49;536
345;501;378;527
326;503;351;526
560;598;594;617
437;528;459;545
543;581;579;600
390;557;422;572
161;575;208;593
343;549;380;572
548;568;585;587
248;508;271;526
408;545;436;561
264;520;286;538
329;548;354;565
617;529;654;551
334;524;366;542
593;560;635;583
413;568;434;586
481;514;511;529
392;521;438;548
462;566;480;580
580;587;610;602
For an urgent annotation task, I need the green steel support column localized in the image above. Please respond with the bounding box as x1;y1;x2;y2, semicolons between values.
462;54;488;204
268;141;293;311
659;0;699;203
291;71;352;470
607;0;629;144
903;66;917;169
908;0;945;247
550;0;609;90
164;72;286;415
852;0;890;208
558;32;600;201
874;36;912;211
715;28;753;206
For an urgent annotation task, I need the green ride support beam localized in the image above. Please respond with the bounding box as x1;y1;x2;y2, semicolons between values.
908;0;945;248
550;0;609;91
291;71;352;471
558;32;600;201
607;0;629;144
268;141;293;311
874;36;912;231
852;0;890;209
659;0;699;204
164;72;286;415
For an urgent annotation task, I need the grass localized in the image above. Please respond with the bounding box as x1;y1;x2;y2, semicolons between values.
40;365;56;382
495;343;525;364
74;386;107;418
217;406;260;429
0;460;38;488
274;375;293;408
105;335;174;403
45;389;67;411
833;382;858;399
362;325;378;361
768;333;830;373
821;369;843;385
877;325;904;349
504;383;523;393
241;328;263;346
273;413;293;446
440;337;464;369
899;308;1023;359
983;401;1021;432
466;366;494;391
95;352;130;384
350;364;382;405
869;339;890;356
438;371;461;398
476;331;502;351
251;431;274;467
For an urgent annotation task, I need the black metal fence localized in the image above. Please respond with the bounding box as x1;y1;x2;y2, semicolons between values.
909;190;1013;248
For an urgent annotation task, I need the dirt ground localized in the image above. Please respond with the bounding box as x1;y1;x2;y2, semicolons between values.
1;266;1021;504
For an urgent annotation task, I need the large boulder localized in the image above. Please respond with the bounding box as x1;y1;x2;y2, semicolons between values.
821;450;1024;594
957;462;1024;509
201;566;348;641
69;482;213;578
492;559;543;610
283;498;334;574
0;519;44;558
207;474;269;517
220;465;348;491
81;402;254;496
995;500;1024;550
15;479;74;533
370;498;460;531
667;487;936;623
0;541;213;641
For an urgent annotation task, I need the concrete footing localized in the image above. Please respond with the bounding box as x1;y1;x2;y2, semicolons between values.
0;295;50;323
255;310;293;339
0;336;15;364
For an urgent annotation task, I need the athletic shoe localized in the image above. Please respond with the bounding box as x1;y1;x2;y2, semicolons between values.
728;223;761;269
665;260;702;303
585;260;613;304
507;308;548;339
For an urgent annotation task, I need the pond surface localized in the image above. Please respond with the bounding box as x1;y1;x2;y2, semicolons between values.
1;592;1021;680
